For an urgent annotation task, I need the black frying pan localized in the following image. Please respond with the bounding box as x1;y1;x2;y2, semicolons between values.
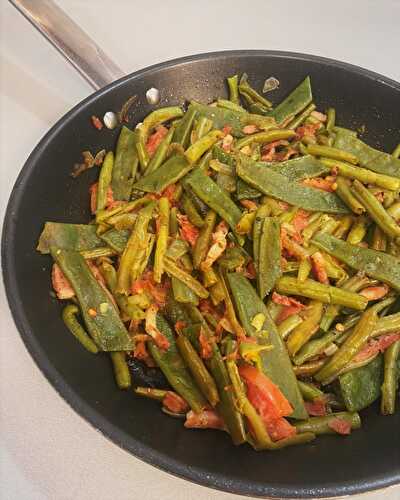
3;1;400;498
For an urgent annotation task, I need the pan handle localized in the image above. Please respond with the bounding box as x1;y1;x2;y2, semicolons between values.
9;0;125;90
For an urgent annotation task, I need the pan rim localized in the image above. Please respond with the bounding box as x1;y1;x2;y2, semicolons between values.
2;49;400;498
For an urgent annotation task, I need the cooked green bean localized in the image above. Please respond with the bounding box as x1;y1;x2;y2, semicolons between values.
237;154;349;214
227;74;240;104
164;257;209;299
271;76;312;125
110;351;131;389
154;197;170;283
257;217;281;298
182;194;204;228
381;339;400;415
334;177;365;215
176;331;219;407
315;298;394;384
146;126;175;174
276;276;367;310
351;179;400;241
278;314;303;340
62;304;99;353
295;412;361;435
112;126;138;200
287;301;323;356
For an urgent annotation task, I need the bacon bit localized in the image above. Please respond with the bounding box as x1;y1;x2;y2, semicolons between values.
145;125;168;156
302;177;336;192
360;284;389;300
222;133;234;152
243;261;257;279
352;333;400;364
222;125;233;135
239;199;258;211
91;115;103;130
200;221;229;271
311;252;329;284
292;210;310;234
177;214;199;247
198;299;214;314
71;149;106;178
199;328;212;359
310;111;327;122
242;124;258;135
163;392;190;414
88;308;97;317
305;398;327;417
145;304;170;350
184;409;225;430
328;417;352;435
51;264;75;299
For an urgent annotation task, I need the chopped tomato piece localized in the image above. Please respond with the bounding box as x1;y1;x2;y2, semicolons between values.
52;264;75;299
302;177;336;192
222;133;234;151
281;227;308;260
305;398;327;417
145;125;168;156
91;115;103;130
311;252;329;284
295;122;320;139
145;304;170;350
243;261;257;279
184;409;225;430
222;125;233;135
272;292;304;309
163;392;189;414
161;184;177;204
239;365;293;418
133;340;149;360
199;328;212;359
174;321;187;332
242;124;258;135
239;365;296;441
265;415;297;441
200;221;228;271
360;284;389;300
177;214;199;247
240;199;258;211
131;270;169;305
292;210;310;233
352;333;400;364
328;417;352;435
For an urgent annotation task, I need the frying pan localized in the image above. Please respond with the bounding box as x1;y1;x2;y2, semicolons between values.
3;1;400;498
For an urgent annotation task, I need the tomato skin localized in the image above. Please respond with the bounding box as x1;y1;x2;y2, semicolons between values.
305;398;327;416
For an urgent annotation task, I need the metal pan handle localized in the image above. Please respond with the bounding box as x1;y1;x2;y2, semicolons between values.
9;0;124;90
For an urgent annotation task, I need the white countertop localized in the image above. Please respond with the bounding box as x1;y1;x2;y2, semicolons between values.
1;1;399;499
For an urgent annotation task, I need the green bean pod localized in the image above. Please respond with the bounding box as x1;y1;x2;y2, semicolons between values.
62;304;99;353
110;351;131;389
